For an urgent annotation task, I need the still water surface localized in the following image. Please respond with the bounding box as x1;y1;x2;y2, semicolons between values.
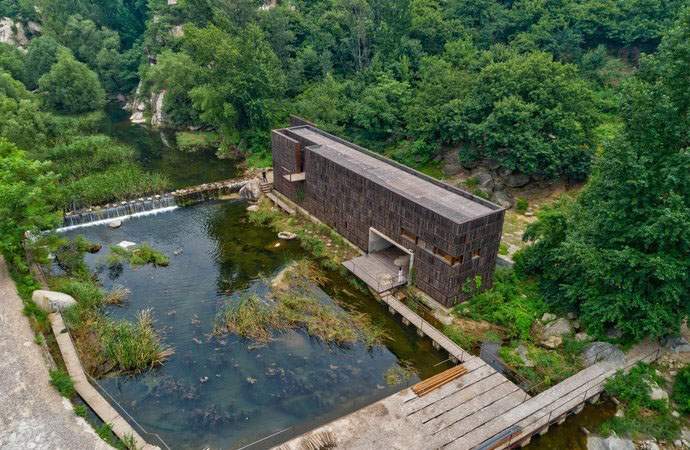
65;201;451;449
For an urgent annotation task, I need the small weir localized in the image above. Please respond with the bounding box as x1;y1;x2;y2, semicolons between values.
59;178;251;231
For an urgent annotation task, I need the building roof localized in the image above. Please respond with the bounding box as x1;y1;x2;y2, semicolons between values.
287;126;497;224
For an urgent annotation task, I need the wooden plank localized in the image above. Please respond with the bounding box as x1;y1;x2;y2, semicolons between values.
434;390;526;448
413;372;509;424
426;381;521;436
413;366;468;396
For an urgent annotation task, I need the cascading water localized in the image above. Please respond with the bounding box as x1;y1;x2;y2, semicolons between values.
58;194;178;232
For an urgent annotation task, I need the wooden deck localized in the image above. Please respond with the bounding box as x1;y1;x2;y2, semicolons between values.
276;290;662;450
343;248;408;293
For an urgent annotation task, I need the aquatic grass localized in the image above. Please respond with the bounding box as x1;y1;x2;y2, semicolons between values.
384;364;415;385
100;309;174;373
215;294;284;343
104;286;130;305
176;131;220;153
49;368;75;398
108;244;169;268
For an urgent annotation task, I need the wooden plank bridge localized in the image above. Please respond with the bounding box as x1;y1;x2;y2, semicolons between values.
276;290;661;450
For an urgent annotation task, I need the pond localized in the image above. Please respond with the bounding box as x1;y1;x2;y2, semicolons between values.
101;103;240;189
62;200;451;449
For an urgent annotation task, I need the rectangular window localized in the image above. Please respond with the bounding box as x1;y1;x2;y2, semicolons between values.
401;227;417;244
434;247;460;266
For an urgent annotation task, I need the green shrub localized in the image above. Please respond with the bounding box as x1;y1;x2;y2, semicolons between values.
49;369;75;398
515;197;529;213
73;404;87;417
108;244;169;268
464;176;479;188
672;365;690;414
602;363;680;440
454;268;546;340
443;324;479;349
499;242;509;255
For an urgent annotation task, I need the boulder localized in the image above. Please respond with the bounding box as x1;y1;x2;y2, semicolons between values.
606;327;623;340
505;172;530;188
239;181;261;201
664;336;690;353
32;290;77;313
108;220;122;229
542;317;573;338
117;241;137;249
492;190;514;209
640;441;660;450
575;332;592;342
541;335;563;349
516;344;535;367
586;435;635;450
0;18;28;49
246;205;259;212
541;312;557;323
475;171;494;191
582;342;625;366
278;231;297;240
646;381;669;402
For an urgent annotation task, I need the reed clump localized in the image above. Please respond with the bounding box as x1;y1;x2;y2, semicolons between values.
108;243;170;268
100;309;174;373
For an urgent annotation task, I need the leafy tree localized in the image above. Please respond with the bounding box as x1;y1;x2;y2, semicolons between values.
516;9;690;340
38;50;106;114
349;74;411;142
24;36;62;90
0;139;60;264
0;44;26;83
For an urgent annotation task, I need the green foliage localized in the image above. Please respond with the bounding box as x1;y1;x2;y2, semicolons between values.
499;342;582;389
602;363;680;440
498;242;509;256
0;139;60;264
24;36;61;90
0;43;26;82
672;365;690;415
49;369;75;398
516;9;690;341
100;309;174;373
108;244;170;268
454;269;547;340
38;50;106;114
515;198;529;214
73;404;87;417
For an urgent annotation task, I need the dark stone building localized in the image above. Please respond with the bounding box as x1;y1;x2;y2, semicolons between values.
271;119;505;308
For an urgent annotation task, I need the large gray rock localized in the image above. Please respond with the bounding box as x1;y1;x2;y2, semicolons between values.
582;342;625;366
645;380;669;402
505;172;530;188
32;290;77;313
475;171;494;191
541;312;557;323
587;435;635;450
150;90;167;127
492;190;514;209
664;336;690;353
239;180;261;201
542;317;573;338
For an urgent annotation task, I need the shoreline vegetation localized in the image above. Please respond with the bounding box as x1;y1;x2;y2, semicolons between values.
51;236;173;376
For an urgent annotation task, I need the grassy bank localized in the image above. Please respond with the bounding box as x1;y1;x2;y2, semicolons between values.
248;197;358;271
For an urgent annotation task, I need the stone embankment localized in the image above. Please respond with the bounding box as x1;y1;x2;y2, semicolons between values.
0;257;111;450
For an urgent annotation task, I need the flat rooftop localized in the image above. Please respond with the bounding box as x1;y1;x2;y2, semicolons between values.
287;126;496;223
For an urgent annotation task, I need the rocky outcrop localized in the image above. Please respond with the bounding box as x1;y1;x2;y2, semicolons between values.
239;180;261;201
32;290;77;313
150;90;167;127
587;435;635;450
582;342;625;366
0;17;30;49
542;317;573;338
505;172;530;188
664;336;690;353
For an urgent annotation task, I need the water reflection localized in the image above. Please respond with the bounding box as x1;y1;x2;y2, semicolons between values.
66;201;450;449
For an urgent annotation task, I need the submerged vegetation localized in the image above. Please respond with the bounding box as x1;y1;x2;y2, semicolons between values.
216;260;387;347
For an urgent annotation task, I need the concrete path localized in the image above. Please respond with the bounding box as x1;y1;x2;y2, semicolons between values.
0;257;111;450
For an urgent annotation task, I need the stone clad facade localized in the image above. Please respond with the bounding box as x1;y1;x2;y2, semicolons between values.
272;120;505;307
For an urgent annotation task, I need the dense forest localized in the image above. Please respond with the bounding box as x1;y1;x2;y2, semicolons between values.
0;0;687;341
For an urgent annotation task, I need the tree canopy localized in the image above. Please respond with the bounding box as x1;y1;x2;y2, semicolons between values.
38;50;106;114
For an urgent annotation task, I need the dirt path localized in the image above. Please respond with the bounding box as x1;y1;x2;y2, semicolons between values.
0;257;111;450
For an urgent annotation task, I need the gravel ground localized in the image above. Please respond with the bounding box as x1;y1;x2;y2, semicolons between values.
0;257;111;450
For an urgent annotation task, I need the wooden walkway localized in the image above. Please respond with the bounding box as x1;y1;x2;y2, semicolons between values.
343;249;408;293
276;290;661;450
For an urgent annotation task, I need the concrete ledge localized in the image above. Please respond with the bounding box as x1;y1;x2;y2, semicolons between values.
49;313;160;450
